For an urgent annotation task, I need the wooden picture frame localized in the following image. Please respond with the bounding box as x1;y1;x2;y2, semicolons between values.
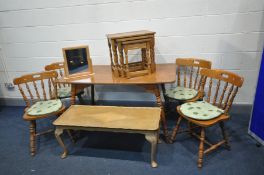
62;45;93;78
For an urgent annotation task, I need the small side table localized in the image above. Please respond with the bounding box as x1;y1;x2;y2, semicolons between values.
107;30;156;78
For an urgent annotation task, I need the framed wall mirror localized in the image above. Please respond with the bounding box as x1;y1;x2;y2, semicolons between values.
62;45;93;77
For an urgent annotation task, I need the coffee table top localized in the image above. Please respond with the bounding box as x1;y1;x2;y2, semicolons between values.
53;105;161;131
57;64;176;85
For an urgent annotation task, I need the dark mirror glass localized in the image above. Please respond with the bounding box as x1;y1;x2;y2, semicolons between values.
65;48;89;75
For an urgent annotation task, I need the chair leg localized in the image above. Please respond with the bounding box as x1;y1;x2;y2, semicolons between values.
29;120;36;156
219;121;230;150
198;128;205;168
77;93;85;104
170;116;183;142
188;121;193;136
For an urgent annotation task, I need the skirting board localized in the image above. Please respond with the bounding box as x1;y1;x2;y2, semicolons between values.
248;130;264;146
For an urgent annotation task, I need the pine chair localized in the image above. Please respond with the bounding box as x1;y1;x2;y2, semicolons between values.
162;58;211;119
13;71;66;156
45;62;93;104
170;69;244;168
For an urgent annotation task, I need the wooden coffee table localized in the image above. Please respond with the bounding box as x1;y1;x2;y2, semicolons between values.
53;105;161;167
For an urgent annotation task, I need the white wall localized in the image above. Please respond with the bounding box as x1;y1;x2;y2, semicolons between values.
0;0;263;104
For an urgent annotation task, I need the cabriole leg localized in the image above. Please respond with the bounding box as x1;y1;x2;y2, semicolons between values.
55;128;68;159
145;132;158;168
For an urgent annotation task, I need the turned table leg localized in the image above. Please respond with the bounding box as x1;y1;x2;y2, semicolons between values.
55;128;68;159
141;84;170;143
145;132;158;168
71;84;76;105
153;85;170;143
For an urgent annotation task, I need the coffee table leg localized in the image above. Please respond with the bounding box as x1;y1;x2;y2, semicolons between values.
55;128;68;159
145;132;158;168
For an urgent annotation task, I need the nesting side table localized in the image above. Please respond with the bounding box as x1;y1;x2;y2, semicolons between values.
107;30;156;78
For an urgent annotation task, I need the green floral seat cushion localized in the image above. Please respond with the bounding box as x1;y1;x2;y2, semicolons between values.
27;99;62;116
166;86;198;100
180;101;224;120
57;86;71;98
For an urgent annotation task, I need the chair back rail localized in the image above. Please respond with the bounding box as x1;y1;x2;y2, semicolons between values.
45;62;69;88
13;71;58;107
200;69;244;113
176;58;211;90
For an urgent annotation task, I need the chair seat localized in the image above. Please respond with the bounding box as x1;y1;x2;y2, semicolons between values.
27;99;63;116
57;86;71;98
180;101;224;120
166;86;198;100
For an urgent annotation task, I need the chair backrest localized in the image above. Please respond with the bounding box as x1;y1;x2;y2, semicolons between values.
176;58;211;90
13;71;58;107
45;62;68;88
200;68;244;113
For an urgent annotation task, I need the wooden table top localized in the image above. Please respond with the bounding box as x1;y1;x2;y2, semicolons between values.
53;105;161;131
106;30;155;39
57;63;176;85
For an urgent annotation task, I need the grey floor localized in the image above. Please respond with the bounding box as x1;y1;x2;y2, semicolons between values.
0;101;263;175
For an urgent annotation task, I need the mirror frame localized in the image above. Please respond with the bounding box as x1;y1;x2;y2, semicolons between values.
62;45;93;77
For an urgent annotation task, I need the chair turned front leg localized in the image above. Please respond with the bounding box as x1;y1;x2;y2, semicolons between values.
29;120;36;156
219;122;230;150
145;132;158;168
198;128;205;168
188;121;193;136
55;128;68;159
170;116;183;143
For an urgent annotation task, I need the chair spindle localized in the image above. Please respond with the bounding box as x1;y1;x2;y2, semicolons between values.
33;81;41;101
18;84;30;107
194;67;200;89
189;66;194;88
218;82;228;108
41;79;47;100
223;85;234;110
213;80;221;105
207;78;213;103
25;82;34;102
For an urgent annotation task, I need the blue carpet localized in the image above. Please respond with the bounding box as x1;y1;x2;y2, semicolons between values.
0;103;263;175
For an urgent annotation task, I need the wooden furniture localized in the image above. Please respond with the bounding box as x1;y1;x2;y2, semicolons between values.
62;45;93;78
53;105;161;167
13;71;66;156
163;58;212;104
163;58;211;125
107;30;156;78
56;64;176;142
45;62;93;104
170;69;244;168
